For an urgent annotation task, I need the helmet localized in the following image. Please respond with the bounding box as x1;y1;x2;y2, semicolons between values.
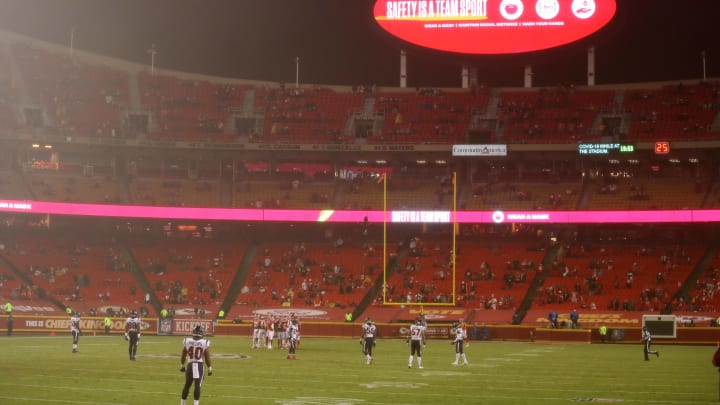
291;318;298;326
131;310;138;317
415;318;423;325
452;321;460;329
74;312;80;317
365;317;372;325
192;325;204;338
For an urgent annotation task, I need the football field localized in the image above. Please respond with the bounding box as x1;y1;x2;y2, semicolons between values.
1;334;717;404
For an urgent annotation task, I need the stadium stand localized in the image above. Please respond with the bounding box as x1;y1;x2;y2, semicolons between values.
128;238;246;311
12;42;129;138
1;234;142;315
239;241;381;310
531;238;705;314
1;29;720;326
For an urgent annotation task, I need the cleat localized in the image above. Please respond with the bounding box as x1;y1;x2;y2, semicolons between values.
72;349;77;353
656;352;660;358
451;363;458;366
463;362;469;365
418;366;424;369
408;365;411;368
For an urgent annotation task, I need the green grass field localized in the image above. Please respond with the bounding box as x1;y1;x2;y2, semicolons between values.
1;335;718;405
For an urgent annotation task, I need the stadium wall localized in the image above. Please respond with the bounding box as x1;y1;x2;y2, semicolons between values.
3;315;718;345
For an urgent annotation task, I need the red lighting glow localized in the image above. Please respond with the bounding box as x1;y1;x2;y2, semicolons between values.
373;0;617;54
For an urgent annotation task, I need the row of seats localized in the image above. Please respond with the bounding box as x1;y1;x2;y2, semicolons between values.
5;40;719;144
0;229;711;321
530;243;703;313
6;167;715;211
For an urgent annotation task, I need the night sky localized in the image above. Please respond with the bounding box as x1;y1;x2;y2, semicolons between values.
0;0;717;88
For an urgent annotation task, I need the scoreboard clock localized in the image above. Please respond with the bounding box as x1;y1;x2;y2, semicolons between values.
654;141;670;154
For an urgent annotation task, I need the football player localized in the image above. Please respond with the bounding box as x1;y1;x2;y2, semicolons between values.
287;318;299;360
288;313;301;349
361;317;377;365
276;316;287;349
251;315;260;349
266;316;276;349
451;320;469;366
257;316;267;349
125;310;141;361
70;312;81;353
180;325;212;405
407;317;426;369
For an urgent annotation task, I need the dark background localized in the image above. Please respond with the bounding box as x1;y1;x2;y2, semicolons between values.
0;0;717;87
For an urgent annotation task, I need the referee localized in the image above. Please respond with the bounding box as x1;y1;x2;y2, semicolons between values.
641;326;659;361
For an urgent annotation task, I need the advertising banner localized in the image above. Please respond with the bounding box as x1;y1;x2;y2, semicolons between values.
374;0;617;54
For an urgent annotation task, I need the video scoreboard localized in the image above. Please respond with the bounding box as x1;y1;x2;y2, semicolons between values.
578;142;635;155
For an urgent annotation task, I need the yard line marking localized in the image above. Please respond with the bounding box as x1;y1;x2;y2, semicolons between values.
0;396;128;405
484;357;521;362
0;383;176;397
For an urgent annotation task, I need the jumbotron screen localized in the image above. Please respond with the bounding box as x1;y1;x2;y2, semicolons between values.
373;0;617;54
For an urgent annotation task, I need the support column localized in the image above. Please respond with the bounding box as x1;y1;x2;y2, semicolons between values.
587;46;596;86
524;65;533;88
400;49;407;88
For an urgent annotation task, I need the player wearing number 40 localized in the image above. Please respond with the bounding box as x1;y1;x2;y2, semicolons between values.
180;325;213;405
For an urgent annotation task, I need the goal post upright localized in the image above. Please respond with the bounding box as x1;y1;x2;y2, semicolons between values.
382;172;387;305
452;170;457;306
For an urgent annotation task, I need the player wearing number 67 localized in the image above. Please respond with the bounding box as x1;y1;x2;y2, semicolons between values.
180;325;213;405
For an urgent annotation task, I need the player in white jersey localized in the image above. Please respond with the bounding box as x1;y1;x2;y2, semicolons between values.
251;315;260;348
287;318;299;360
125;310;141;361
266;317;276;349
180;325;212;405
70;312;81;353
257;317;268;349
451;321;469;366
361;318;377;365
407;318;426;368
287;314;301;349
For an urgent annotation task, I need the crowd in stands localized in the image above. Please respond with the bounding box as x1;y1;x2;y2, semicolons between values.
2;39;718;145
533;230;700;313
240;238;378;309
680;253;720;313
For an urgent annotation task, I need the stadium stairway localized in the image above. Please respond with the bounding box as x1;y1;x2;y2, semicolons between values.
127;72;143;111
666;242;719;313
512;244;561;324
242;88;256;115
120;243;163;315
0;254;66;311
219;241;258;318
702;179;720;208
2;40;31;107
352;243;408;321
575;181;597;210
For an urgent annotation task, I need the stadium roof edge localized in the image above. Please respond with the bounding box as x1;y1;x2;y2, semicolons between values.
1;28;717;94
